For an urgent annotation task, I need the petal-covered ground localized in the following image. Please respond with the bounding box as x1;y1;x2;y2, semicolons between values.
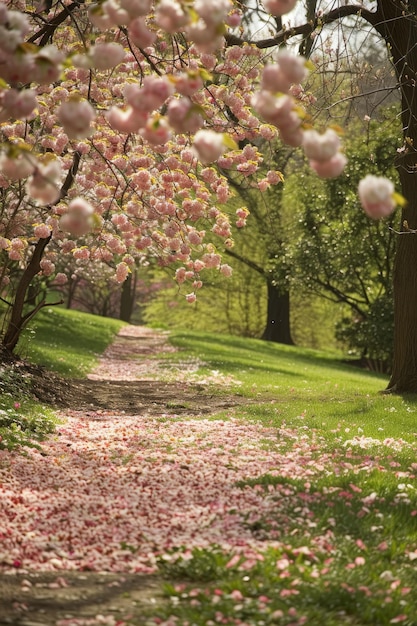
0;406;330;573
2;327;417;626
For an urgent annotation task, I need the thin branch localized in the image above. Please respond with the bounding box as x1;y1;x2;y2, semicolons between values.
225;5;377;49
28;1;85;46
224;247;266;276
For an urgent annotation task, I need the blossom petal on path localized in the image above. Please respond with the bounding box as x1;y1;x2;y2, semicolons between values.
0;411;335;573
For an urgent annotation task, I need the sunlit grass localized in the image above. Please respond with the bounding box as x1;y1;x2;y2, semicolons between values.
19;306;125;377
146;328;417;626
1;307;124;450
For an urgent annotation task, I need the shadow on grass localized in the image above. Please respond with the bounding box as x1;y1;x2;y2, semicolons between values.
170;330;387;382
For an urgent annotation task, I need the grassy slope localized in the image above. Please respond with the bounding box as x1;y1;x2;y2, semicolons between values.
19;306;126;377
0;307;124;450
155;329;417;626
169;329;417;443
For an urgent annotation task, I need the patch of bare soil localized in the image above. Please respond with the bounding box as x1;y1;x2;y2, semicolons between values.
0;571;165;625
1;326;246;625
28;326;246;415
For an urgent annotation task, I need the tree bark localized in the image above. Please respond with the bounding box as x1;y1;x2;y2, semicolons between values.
369;0;417;391
119;270;136;322
386;161;417;391
2;236;51;353
262;281;294;344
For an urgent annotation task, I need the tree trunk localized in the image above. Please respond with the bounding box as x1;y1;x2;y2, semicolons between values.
2;236;51;353
262;281;294;344
373;0;417;391
387;161;417;391
119;270;136;322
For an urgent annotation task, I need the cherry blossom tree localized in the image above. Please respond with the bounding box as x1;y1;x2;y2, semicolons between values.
0;0;411;392
0;0;311;354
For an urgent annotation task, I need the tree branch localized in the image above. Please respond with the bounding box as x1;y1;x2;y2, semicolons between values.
224;247;266;276
28;1;85;46
225;5;378;49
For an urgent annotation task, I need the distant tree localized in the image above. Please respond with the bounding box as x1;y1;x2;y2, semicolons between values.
286;108;400;367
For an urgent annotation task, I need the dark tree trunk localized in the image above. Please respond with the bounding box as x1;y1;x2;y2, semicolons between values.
2;236;51;353
387;163;417;391
262;281;294;344
370;0;417;391
65;276;79;309
119;270;136;322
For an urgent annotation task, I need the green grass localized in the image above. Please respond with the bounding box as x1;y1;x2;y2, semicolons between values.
142;328;417;626
167;329;417;441
0;361;58;452
0;306;124;451
3;316;417;623
18;306;125;377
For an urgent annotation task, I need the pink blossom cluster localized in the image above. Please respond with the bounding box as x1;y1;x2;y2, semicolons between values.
0;2;63;86
89;0;236;53
302;128;347;179
252;51;309;148
0;88;37;122
59;198;95;237
58;97;96;140
262;0;298;16
26;158;63;206
0;0;401;304
358;175;397;219
253;52;347;178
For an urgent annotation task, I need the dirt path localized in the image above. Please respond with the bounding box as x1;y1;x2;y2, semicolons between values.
0;326;246;626
30;325;246;415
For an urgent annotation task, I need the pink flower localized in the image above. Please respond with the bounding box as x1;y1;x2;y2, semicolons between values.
3;88;37;119
262;0;298;16
121;0;152;17
261;64;292;94
309;152;347;179
230;589;244;600
124;77;174;112
26;159;63;205
167;98;203;133
90;42;125;70
155;0;190;32
54;273;68;285
141;116;172;145
175;71;204;96
128;17;156;48
193;130;226;163
58;97;96;140
358;175;396;219
220;263;233;277
195;0;231;28
186;292;197;303
33;223;51;239
276;50;308;84
40;259;55;276
106;106;148;133
303;129;341;162
59;197;95;236
115;262;130;283
252;91;294;126
0;151;36;180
